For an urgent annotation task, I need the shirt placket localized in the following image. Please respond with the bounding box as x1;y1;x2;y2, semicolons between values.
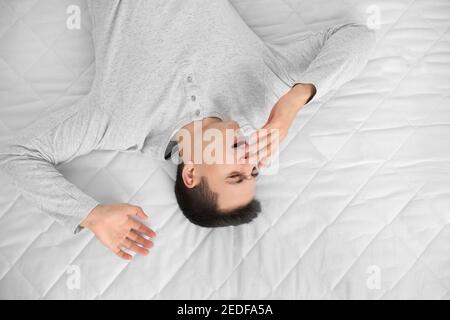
183;65;202;119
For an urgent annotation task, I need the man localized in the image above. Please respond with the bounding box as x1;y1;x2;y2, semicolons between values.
0;0;375;260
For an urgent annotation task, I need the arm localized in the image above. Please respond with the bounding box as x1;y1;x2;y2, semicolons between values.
250;23;376;166
0;95;105;233
0;96;156;259
291;23;376;101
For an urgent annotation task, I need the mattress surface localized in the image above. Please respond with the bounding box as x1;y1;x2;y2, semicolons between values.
0;0;449;299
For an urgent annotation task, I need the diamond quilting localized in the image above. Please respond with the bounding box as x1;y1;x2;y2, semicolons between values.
0;0;449;299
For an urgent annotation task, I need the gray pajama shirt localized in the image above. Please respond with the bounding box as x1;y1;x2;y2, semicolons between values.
0;0;376;233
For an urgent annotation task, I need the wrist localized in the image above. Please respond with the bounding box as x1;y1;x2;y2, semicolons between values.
80;204;102;230
290;83;317;105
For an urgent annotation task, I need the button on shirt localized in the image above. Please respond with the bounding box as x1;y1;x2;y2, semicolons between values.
0;0;376;233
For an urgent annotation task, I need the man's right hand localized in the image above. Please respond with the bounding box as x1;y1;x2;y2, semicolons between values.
80;204;156;260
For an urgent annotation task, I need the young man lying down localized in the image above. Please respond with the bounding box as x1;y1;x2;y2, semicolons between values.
0;0;375;260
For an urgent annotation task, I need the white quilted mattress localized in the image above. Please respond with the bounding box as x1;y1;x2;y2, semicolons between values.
1;0;449;299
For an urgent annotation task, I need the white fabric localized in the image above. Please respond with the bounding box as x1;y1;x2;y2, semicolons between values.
0;0;449;299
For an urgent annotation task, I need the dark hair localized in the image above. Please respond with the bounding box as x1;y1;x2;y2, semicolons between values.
174;163;261;227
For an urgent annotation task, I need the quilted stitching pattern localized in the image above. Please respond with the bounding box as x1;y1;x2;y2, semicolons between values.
0;0;449;299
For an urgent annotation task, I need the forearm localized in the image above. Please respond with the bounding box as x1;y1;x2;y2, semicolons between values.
0;142;101;233
275;83;316;120
0;96;108;234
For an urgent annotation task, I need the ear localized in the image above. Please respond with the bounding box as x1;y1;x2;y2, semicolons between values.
181;161;200;189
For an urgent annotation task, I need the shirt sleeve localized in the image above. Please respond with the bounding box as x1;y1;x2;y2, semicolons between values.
290;23;376;102
0;95;110;234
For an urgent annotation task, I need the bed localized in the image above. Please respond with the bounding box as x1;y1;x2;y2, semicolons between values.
0;0;449;299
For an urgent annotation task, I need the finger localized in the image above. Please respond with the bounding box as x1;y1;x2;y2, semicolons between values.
248;127;280;153
248;130;268;152
114;248;133;260
247;134;270;162
131;220;157;238
259;158;267;168
250;137;282;164
248;143;271;164
259;157;271;168
128;230;154;249
123;238;149;256
249;129;270;148
248;132;280;163
236;143;250;163
249;132;279;157
129;206;148;219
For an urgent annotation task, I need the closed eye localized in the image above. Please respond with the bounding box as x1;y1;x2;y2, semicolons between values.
227;167;258;184
228;173;244;184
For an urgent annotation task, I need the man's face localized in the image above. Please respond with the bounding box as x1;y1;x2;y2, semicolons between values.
179;119;259;211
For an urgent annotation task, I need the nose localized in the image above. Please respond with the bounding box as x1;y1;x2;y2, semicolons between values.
242;163;257;179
